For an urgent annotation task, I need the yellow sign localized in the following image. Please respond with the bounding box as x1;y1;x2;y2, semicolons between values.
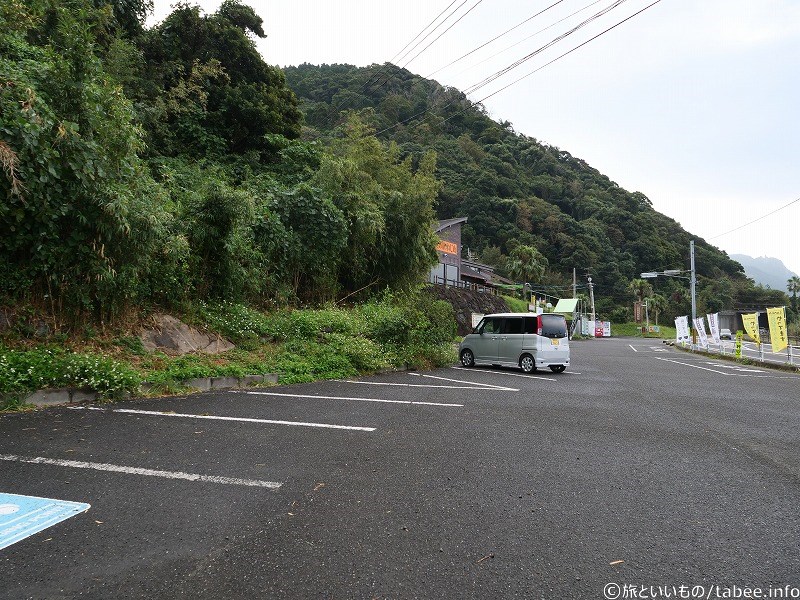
767;306;788;353
741;313;760;345
436;240;457;255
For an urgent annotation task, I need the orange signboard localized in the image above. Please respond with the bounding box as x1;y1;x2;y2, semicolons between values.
436;240;458;255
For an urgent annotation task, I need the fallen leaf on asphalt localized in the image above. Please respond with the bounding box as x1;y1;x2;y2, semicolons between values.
610;560;624;566
313;483;325;492
95;521;104;524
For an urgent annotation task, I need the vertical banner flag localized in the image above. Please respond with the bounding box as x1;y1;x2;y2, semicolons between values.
741;313;761;344
675;316;690;344
735;331;743;358
707;313;721;345
767;307;789;353
694;317;709;348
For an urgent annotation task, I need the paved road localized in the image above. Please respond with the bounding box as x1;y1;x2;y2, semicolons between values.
1;338;799;599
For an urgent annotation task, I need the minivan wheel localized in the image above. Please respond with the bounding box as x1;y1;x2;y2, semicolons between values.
520;354;536;373
460;349;475;367
549;365;566;373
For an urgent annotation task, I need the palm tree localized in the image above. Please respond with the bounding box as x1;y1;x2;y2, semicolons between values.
787;276;800;311
506;245;548;293
627;278;653;302
649;294;668;326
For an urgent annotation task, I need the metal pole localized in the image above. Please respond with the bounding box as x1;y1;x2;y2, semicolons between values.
690;240;697;350
588;276;596;337
573;268;577;298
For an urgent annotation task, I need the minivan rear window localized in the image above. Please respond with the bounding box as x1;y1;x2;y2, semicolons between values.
540;314;568;338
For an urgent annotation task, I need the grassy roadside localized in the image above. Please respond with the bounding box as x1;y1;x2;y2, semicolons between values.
0;292;458;411
612;322;676;339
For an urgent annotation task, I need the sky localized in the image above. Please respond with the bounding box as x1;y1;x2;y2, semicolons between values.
148;0;800;279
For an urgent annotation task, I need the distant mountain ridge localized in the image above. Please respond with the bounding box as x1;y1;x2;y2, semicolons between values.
730;254;797;291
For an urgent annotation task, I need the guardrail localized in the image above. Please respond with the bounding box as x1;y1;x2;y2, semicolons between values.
429;277;498;295
678;339;798;367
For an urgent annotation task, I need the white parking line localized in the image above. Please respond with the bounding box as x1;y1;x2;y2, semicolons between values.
238;391;463;408
68;407;375;432
408;372;519;391
450;367;556;382
334;380;508;391
654;357;732;375
654;357;798;379
629;344;638;352
0;454;282;489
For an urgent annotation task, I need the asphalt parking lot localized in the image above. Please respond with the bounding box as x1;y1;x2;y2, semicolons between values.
1;338;799;599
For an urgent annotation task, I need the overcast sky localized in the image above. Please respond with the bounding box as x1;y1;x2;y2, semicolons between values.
149;0;800;279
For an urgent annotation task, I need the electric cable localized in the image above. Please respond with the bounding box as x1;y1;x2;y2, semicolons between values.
426;0;568;78
707;195;800;240
372;0;661;139
464;0;629;95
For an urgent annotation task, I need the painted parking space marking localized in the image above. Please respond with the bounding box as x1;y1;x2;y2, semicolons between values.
0;455;282;490
704;362;764;373
238;390;463;408
654;357;734;375
654;357;797;379
629;344;638;352
334;379;512;391
68;406;375;432
450;367;556;382
0;492;90;551
408;372;519;391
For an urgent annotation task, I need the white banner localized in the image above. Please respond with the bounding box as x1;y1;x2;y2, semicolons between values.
675;316;690;344
707;312;721;345
694;317;709;349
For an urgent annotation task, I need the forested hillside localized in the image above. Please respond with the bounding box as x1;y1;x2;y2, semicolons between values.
0;0;790;332
0;1;439;326
284;63;789;319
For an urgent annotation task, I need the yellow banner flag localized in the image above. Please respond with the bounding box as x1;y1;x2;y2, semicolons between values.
741;313;760;344
767;307;789;353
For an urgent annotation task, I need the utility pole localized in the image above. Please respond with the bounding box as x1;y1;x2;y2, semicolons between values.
690;239;697;347
587;275;596;335
573;267;577;298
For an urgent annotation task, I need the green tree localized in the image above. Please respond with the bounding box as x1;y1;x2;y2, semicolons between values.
787;275;800;312
312;115;439;293
649;293;668;326
136;0;301;160
0;0;166;319
627;279;654;302
505;245;548;286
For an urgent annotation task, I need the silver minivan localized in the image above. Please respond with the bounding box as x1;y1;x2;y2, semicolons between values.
458;312;570;373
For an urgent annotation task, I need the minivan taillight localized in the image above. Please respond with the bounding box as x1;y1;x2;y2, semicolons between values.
537;326;542;335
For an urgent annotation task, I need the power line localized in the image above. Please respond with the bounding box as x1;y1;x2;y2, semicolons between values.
464;0;629;96
373;0;661;139
449;0;606;79
359;0;478;106
707;195;800;240
476;0;662;103
342;0;463;115
424;0;563;77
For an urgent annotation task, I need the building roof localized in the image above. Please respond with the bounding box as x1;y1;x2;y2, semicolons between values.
552;299;580;314
434;217;468;233
461;264;491;283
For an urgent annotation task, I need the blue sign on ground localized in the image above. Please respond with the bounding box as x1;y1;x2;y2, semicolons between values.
0;492;90;551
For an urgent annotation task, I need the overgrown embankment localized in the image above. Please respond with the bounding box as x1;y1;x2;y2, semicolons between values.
0;291;457;411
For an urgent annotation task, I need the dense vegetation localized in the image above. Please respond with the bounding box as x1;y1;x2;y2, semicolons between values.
0;0;440;325
284;63;792;322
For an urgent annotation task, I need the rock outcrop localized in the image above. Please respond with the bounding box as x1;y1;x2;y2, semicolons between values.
139;314;234;355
